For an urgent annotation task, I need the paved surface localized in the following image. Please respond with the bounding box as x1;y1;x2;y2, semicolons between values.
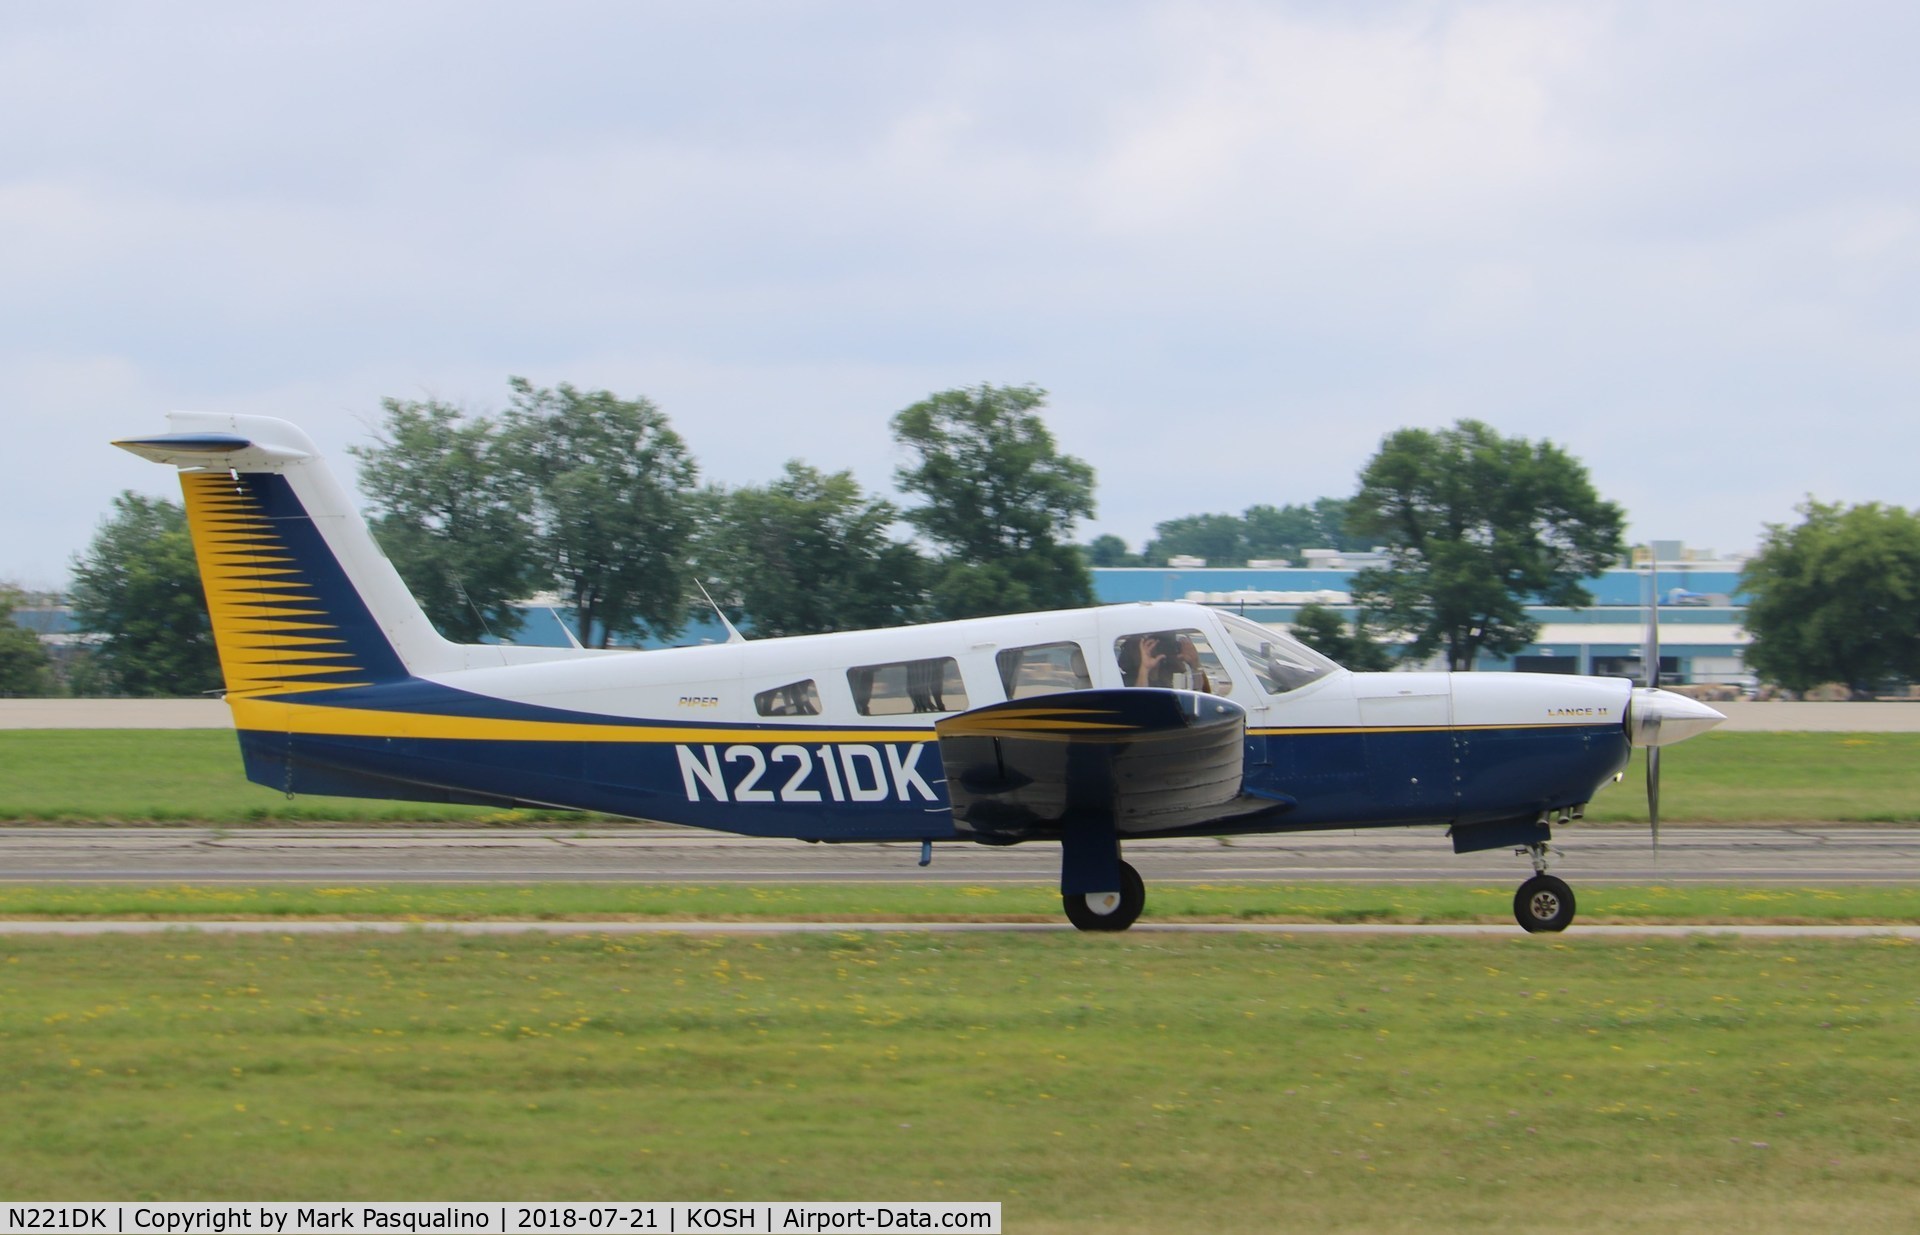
1710;701;1920;731
0;919;1913;938
0;699;230;728
3;826;1917;884
7;699;1920;730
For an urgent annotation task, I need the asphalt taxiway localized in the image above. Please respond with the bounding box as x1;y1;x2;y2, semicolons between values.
2;825;1917;885
0;919;1914;939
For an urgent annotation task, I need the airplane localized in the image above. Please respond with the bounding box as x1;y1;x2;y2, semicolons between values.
116;413;1726;933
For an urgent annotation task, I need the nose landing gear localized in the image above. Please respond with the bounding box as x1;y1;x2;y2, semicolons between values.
1513;841;1576;933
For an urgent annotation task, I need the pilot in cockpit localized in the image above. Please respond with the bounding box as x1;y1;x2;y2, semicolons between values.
1118;631;1212;693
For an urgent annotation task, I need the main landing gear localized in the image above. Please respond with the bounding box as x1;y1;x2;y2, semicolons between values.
1513;842;1576;933
1063;859;1145;932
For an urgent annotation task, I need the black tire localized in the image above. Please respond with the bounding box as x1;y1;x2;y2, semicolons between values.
1063;860;1146;932
1514;874;1576;933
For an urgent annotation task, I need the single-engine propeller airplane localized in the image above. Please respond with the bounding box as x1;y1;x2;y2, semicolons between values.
118;413;1725;932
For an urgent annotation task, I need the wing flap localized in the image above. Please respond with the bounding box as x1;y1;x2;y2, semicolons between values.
935;688;1259;839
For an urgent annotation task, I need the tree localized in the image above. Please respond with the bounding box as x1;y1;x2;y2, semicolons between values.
1347;420;1626;671
891;383;1096;619
0;586;55;696
1289;602;1395;671
502;378;700;647
68;493;221;696
349;398;535;643
1145;513;1246;565
1311;497;1373;553
700;462;928;637
1085;534;1141;567
1144;499;1367;567
1741;500;1920;696
1240;504;1318;563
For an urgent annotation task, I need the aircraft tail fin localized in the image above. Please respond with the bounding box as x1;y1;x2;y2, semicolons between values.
114;413;465;697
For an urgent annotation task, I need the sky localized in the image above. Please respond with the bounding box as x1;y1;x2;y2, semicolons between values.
5;1;1918;589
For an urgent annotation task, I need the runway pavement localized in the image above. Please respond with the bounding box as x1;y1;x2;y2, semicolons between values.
3;825;1918;884
0;918;1915;938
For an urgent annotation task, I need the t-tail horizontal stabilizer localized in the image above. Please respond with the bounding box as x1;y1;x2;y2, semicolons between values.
114;413;468;699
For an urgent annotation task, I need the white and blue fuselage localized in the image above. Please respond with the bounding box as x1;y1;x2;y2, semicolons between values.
116;413;1724;931
230;608;1642;845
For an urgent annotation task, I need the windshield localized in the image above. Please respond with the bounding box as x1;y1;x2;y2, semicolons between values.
1219;613;1340;695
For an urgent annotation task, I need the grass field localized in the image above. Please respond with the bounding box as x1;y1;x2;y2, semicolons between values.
4;728;1920;824
5;881;1920;924
0;730;576;823
1584;731;1920;823
5;729;1916;1231
1;930;1915;1232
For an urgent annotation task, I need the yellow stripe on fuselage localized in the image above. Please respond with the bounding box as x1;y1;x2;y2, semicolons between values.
229;696;928;745
229;695;1615;746
1246;722;1619;736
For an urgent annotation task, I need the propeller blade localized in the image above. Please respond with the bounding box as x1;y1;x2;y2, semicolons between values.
1644;558;1661;690
1646;742;1661;858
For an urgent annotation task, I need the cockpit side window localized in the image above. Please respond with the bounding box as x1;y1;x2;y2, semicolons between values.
848;657;970;716
754;680;821;717
1220;613;1339;695
1112;628;1231;695
996;642;1093;698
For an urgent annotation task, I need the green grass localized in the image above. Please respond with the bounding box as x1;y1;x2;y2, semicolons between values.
1586;731;1920;823
0;931;1915;1232
5;881;1920;924
0;730;592;823
7;728;1920;824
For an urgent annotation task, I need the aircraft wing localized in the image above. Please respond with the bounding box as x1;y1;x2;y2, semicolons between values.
934;688;1289;839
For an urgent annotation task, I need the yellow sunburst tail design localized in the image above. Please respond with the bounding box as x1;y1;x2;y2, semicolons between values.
115;414;467;701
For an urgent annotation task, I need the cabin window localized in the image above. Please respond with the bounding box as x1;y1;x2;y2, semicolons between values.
848;657;969;716
1219;613;1338;694
1113;628;1232;695
754;679;822;717
996;642;1092;699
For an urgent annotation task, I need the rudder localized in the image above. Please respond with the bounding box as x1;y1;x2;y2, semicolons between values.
116;413;462;698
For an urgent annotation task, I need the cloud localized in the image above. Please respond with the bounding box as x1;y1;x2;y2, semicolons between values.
5;1;1920;586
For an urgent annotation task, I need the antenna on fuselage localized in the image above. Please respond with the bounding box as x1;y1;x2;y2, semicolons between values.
696;580;746;644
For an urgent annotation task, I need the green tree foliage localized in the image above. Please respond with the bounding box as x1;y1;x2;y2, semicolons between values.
700;462;928;637
1347;420;1626;670
1308;497;1371;553
1238;505;1319;562
0;586;55;696
1146;498;1366;566
68;493;221;696
1289;602;1396;671
349;398;535;643
891;383;1095;619
1741;500;1920;695
503;378;700;647
1084;534;1140;567
1146;513;1246;564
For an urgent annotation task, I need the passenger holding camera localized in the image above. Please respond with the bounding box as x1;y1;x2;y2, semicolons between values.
1119;631;1212;693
